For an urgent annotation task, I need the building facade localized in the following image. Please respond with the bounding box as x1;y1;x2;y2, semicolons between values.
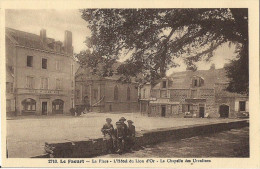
5;28;76;116
140;67;249;118
75;66;139;113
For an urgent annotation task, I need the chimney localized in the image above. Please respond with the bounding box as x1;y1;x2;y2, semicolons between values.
40;29;46;43
64;30;72;54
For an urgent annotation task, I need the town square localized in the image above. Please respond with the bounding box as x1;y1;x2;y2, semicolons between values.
4;8;250;159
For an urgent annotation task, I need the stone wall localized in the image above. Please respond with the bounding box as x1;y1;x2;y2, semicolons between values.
42;120;248;158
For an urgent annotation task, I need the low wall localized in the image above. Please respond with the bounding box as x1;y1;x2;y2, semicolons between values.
40;120;248;158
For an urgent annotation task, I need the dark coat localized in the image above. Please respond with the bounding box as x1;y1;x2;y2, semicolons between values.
114;127;125;139
101;123;114;136
128;125;135;137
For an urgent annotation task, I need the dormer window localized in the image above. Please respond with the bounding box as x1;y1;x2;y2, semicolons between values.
192;76;204;87
162;81;167;88
194;79;198;87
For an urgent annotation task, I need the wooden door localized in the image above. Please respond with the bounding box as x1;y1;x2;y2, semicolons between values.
42;102;47;115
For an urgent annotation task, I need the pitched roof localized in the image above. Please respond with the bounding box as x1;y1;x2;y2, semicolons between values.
153;68;229;89
5;27;70;55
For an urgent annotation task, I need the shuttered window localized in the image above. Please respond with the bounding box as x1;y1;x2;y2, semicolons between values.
235;101;239;111
27;56;33;67
42;58;47;69
239;101;246;111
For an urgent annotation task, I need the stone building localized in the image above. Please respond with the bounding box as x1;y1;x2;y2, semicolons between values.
5;27;76;116
139;83;152;115
140;67;249;118
75;66;139;112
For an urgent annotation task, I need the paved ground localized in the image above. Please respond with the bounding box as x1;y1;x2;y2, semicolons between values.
6;112;243;158
100;127;249;158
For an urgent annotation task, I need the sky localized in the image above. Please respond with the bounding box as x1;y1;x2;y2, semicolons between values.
5;9;236;74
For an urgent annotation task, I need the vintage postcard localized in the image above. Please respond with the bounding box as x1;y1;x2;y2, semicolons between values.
0;0;259;168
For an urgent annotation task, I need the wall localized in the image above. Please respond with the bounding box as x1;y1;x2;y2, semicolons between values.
104;80;139;112
12;46;74;115
5;38;16;116
42;120;248;158
74;77;139;113
215;96;249;118
139;84;151;99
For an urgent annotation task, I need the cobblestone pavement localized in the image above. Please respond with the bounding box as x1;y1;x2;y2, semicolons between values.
100;127;249;158
6;112;244;158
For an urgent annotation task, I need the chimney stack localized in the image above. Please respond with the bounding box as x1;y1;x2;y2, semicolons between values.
64;30;72;54
40;29;46;43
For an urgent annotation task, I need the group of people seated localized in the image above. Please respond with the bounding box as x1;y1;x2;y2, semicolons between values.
101;117;135;154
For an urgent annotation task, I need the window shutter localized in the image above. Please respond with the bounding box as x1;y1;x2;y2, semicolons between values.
234;101;239;111
246;101;249;112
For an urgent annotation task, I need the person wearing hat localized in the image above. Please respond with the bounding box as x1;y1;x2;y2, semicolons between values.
119;117;128;138
101;118;115;153
114;121;125;153
126;120;135;150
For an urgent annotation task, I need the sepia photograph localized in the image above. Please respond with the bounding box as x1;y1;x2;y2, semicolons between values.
1;0;259;168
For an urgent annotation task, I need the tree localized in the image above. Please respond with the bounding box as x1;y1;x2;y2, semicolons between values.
78;9;248;94
223;9;248;95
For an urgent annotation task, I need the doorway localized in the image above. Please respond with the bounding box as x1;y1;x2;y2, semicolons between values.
219;105;229;118
42;102;47;115
199;107;205;118
161;105;166;117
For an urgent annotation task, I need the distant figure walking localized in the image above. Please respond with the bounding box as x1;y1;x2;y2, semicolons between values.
126;120;136;150
101;118;115;153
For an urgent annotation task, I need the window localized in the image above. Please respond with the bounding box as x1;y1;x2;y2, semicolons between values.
127;87;131;100
162;81;167;88
42;58;47;69
56;79;62;90
10;82;13;93
143;89;146;99
93;89;98;99
52;99;64;111
172;105;179;114
160;90;167;98
76;90;80;99
239;101;246;111
193;77;204;87
194;79;198;87
41;78;48;89
6;99;11;112
22;98;36;111
114;85;118;100
182;104;191;113
55;60;61;70
27;56;33;67
6;82;13;93
26;76;34;89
